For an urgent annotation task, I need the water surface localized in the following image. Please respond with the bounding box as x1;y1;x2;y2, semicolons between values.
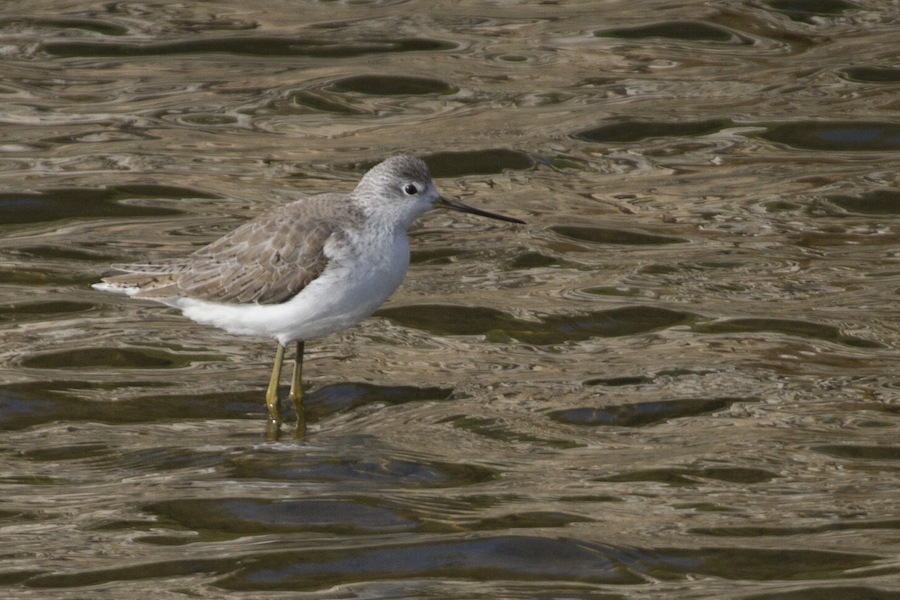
1;1;898;598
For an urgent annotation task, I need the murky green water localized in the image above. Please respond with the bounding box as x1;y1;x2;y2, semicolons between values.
1;1;898;598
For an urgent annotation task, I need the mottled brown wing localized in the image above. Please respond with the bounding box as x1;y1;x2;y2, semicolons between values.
104;198;353;305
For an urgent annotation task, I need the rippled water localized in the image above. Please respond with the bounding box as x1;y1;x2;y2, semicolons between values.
1;1;898;598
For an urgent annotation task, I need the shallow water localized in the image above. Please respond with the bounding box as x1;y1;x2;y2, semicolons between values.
1;1;898;598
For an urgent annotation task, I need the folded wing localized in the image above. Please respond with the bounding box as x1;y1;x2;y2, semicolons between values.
99;201;348;305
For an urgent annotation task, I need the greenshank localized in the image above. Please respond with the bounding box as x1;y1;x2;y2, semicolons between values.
94;156;524;428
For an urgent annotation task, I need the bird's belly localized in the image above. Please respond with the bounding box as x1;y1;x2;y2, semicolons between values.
178;240;409;344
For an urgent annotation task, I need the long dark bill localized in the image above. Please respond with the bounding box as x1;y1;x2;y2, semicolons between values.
437;196;525;224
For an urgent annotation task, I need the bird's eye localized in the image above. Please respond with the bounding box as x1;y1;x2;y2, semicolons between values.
403;183;419;195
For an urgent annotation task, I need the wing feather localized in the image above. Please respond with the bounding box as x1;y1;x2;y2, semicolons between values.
100;196;360;305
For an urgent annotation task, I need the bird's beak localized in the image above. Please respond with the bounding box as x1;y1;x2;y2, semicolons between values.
436;196;525;224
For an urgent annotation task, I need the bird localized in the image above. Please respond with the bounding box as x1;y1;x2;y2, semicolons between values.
93;156;524;432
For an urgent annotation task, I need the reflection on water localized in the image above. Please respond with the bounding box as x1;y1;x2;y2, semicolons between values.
1;1;898;598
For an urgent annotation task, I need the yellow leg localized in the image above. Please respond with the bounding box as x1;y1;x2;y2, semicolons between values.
288;341;306;433
265;342;285;423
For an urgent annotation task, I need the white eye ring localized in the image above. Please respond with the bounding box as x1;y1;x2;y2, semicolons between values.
402;183;419;195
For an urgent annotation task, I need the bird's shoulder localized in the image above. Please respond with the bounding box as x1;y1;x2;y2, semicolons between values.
198;193;362;256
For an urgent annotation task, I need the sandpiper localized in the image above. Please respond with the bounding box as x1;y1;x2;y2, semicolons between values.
94;156;524;428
